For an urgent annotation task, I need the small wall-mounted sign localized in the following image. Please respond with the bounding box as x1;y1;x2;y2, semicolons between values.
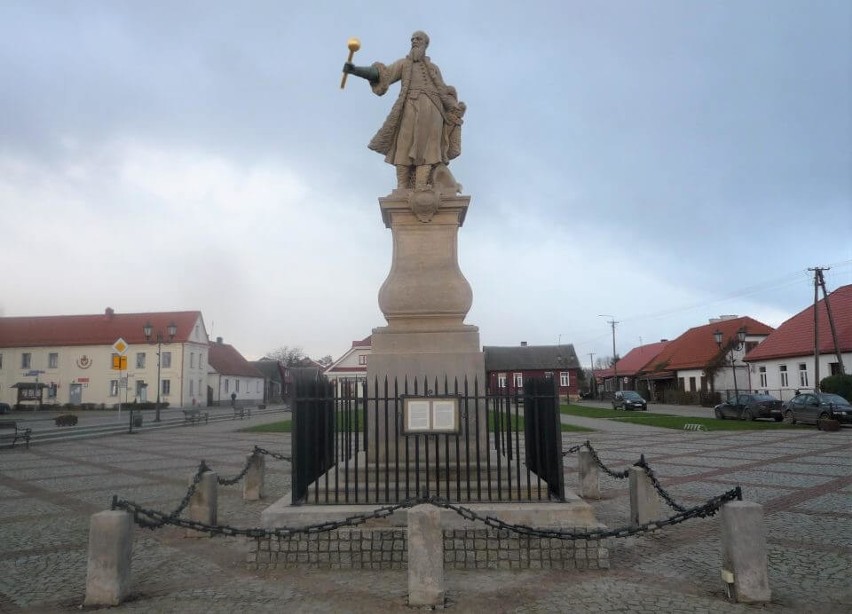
402;396;460;435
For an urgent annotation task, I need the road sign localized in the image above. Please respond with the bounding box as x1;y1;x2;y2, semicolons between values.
113;338;128;355
112;355;128;370
24;370;45;377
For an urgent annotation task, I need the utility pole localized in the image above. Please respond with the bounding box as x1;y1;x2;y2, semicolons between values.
809;267;846;389
588;352;596;400
599;315;619;392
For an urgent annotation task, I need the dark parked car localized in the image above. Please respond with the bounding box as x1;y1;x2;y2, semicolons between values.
783;392;852;426
714;393;783;421
612;390;647;411
0;402;11;415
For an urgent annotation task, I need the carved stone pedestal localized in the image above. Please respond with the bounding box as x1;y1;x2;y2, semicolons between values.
367;189;485;460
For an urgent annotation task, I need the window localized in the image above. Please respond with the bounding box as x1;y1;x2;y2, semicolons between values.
358;354;367;365
257;381;261;392
189;380;194;396
759;366;767;388
136;353;146;369
162;379;171;395
47;384;57;399
236;379;240;393
798;363;809;388
110;380;119;397
0;353;3;369
162;351;172;369
224;379;230;393
190;352;195;368
497;373;507;388
744;341;758;354
199;379;203;396
678;377;685;391
513;373;523;388
198;352;205;368
829;362;842;376
136;380;146;396
780;365;788;387
48;353;59;368
560;372;569;387
21;352;32;369
689;376;697;392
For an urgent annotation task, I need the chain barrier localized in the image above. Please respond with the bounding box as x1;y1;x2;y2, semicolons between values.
634;454;687;513
424;486;742;541
562;440;631;479
111;484;742;542
563;441;695;511
216;452;257;486
112;460;210;529
254;445;292;463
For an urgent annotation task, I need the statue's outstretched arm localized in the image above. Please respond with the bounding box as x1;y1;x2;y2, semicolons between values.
343;63;379;84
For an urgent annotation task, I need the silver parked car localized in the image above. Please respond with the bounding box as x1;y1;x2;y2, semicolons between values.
782;392;852;426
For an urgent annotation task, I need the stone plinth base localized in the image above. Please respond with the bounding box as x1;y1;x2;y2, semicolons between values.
255;494;608;571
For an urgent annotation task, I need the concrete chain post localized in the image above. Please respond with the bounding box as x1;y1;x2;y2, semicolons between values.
243;453;265;501
187;471;218;538
84;510;133;607
629;466;661;526
720;501;772;603
578;449;601;499
407;504;444;607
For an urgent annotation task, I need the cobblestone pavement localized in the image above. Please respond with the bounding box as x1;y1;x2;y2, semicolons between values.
0;412;849;613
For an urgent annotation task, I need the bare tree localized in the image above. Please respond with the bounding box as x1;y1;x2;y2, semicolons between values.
264;345;306;367
318;355;334;367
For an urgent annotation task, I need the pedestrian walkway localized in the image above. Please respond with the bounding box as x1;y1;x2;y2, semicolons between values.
0;412;848;612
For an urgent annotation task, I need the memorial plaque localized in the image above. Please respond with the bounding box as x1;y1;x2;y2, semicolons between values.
403;397;460;434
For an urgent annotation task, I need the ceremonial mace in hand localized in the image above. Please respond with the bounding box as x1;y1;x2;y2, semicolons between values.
340;37;361;89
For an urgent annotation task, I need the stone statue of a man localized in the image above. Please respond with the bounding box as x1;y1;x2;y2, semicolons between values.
343;31;465;191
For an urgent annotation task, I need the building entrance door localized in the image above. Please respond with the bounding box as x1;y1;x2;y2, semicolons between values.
69;383;82;405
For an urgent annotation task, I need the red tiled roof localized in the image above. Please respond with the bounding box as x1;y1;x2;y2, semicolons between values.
745;284;852;362
208;341;264;378
0;309;204;348
643;316;774;372
352;335;372;348
612;341;671;376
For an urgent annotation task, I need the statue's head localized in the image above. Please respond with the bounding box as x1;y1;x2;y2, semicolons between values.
410;31;429;49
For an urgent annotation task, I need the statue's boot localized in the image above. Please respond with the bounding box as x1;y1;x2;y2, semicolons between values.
414;165;432;190
395;166;411;190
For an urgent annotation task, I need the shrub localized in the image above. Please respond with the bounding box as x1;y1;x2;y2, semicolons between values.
55;414;78;427
820;374;852;402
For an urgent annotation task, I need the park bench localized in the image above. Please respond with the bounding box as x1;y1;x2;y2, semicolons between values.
0;420;32;449
233;406;252;420
182;409;209;426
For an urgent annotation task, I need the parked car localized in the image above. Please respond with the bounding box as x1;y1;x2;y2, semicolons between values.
783;392;852;426
612;390;647;411
0;402;11;414
714;393;783;421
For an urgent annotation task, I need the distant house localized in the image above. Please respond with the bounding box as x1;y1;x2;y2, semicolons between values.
483;343;582;400
597;340;671;397
0;308;210;409
640;315;774;403
250;358;287;404
207;337;265;406
744;284;851;401
324;335;371;397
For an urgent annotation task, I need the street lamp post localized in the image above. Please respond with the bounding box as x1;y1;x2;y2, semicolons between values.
143;321;177;422
714;327;747;403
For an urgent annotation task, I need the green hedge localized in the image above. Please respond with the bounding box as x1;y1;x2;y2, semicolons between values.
820;374;852;402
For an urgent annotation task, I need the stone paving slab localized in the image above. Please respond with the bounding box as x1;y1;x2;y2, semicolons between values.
0;413;849;612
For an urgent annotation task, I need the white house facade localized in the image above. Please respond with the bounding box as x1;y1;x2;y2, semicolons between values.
0;309;210;409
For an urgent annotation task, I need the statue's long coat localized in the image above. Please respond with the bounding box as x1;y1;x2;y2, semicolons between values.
367;56;461;165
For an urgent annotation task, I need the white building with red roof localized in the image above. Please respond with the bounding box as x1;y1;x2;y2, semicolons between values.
208;337;265;406
0;308;211;409
324;335;371;396
744;284;851;400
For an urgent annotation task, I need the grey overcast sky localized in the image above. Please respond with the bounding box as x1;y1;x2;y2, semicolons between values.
1;0;850;365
